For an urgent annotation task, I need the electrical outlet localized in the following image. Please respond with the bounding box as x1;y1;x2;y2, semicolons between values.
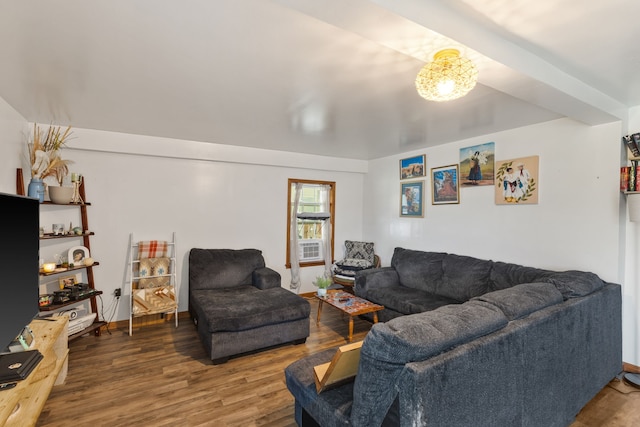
114;288;121;297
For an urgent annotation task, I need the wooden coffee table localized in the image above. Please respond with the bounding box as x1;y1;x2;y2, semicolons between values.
315;290;384;342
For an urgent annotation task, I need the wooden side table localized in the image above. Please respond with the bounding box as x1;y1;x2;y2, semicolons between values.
0;317;68;427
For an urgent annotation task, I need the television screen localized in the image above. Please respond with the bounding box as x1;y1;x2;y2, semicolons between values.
0;192;40;352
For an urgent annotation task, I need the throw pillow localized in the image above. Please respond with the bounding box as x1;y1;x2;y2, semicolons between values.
344;241;375;264
138;257;171;288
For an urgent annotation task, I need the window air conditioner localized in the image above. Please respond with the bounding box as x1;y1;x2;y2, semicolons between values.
298;239;323;262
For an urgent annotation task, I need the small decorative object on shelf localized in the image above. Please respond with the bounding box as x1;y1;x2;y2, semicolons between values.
620;133;640;193
70;172;84;204
25;123;74;202
623;134;640;158
42;263;56;273
27;178;45;202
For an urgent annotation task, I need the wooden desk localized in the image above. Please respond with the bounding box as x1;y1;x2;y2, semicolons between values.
0;317;69;427
316;290;383;342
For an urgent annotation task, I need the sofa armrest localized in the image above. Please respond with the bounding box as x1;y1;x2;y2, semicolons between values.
355;267;399;299
253;267;282;290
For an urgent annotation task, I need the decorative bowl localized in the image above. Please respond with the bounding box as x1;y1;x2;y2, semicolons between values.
48;186;74;204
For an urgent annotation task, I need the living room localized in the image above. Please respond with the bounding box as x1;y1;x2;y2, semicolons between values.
0;1;639;426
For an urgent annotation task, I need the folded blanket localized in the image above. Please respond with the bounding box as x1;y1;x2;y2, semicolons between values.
138;240;168;259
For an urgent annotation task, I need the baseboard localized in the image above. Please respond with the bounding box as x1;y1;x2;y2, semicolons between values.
106;311;192;330
623;362;640;374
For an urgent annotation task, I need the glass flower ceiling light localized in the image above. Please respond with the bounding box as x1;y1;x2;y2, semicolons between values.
415;48;478;102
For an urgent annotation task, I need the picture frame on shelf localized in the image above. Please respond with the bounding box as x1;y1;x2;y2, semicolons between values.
400;180;424;217
400;155;426;180
68;246;90;266
431;165;460;205
59;275;77;289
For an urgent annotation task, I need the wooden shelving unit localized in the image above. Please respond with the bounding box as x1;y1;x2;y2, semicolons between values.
17;169;106;340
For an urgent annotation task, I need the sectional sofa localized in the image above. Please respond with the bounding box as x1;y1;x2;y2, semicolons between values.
285;248;622;426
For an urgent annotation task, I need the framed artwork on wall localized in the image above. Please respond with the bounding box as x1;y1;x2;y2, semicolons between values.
431;165;460;205
459;142;495;186
400;180;424;217
495;155;539;205
400;155;426;180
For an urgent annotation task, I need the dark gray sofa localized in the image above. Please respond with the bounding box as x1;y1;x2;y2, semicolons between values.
189;248;310;363
285;248;622;426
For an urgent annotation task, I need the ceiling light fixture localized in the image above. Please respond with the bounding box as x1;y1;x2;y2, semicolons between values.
415;48;478;102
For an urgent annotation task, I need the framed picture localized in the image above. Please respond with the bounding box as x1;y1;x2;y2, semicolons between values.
432;165;460;205
400;180;424;217
68;246;90;265
495;155;539;205
459;142;495;186
58;275;77;289
400;155;426;180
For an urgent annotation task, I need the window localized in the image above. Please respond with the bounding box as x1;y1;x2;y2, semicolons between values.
286;179;335;268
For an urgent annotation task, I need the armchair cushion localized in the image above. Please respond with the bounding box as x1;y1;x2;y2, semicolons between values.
344;240;375;264
336;258;374;270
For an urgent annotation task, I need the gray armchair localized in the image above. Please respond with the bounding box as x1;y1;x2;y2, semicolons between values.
189;248;310;364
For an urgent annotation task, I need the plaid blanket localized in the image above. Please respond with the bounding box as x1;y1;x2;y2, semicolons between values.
137;240;168;259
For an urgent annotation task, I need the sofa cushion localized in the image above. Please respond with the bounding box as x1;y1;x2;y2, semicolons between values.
351;300;508;427
473;282;563;320
189;248;265;290
366;286;459;315
543;270;605;299
489;261;553;291
190;286;310;332
344;240;375;264
391;248;446;294
439;254;492;302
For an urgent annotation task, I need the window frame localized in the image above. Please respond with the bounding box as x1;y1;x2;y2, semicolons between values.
286;178;335;269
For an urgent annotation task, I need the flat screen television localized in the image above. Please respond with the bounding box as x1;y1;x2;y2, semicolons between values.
0;192;40;353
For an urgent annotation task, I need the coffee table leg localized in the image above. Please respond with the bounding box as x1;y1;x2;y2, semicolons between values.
373;312;379;324
316;300;323;326
348;316;354;342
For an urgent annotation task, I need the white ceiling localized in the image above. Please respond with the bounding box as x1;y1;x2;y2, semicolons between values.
0;0;637;160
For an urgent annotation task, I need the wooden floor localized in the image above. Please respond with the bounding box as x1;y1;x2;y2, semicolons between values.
36;298;640;427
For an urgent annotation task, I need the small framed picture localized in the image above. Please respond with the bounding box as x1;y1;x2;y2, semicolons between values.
495;155;539;205
459;142;495;186
68;246;90;265
400;155;426;180
432;165;460;205
400;180;424;217
59;275;77;289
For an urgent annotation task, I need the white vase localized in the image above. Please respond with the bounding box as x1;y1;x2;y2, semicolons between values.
317;288;327;297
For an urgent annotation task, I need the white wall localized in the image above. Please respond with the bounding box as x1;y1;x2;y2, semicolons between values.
36;127;367;322
364;118;634;363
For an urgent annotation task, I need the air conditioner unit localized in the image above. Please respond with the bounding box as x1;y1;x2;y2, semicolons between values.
298;239;323;262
